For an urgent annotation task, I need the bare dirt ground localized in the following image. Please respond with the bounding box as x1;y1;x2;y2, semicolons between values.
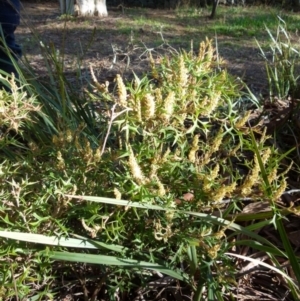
18;1;268;94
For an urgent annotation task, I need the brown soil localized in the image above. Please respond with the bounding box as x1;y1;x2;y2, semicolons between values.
18;2;268;94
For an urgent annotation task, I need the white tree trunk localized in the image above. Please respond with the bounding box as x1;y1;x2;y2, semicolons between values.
75;0;107;16
95;0;108;16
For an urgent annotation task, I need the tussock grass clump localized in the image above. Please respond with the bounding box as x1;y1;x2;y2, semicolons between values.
256;20;300;186
0;37;298;300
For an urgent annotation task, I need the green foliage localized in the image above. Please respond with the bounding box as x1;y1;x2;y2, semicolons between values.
0;77;40;156
192;7;300;39
0;34;299;300
257;20;300;99
256;20;300;180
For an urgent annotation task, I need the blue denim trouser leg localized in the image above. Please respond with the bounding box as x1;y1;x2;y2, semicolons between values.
0;0;22;76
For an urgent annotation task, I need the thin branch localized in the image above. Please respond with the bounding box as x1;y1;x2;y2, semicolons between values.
101;104;132;156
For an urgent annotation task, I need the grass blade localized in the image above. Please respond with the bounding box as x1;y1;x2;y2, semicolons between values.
0;231;97;249
45;251;186;281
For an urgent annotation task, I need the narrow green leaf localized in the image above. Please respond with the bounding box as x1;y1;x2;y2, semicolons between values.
71;234;128;253
276;219;300;285
234;240;288;257
187;245;198;275
47;251;186;281
0;231;97;249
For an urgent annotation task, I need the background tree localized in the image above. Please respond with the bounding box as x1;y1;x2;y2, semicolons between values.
60;0;108;16
75;0;107;16
210;0;219;18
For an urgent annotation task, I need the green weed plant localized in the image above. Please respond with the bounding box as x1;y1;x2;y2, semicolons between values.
256;20;300;180
0;35;299;300
257;20;300;99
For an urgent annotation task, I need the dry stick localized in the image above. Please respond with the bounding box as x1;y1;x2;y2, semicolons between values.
110;44;118;70
100;104;132;156
78;277;89;301
139;42;155;60
90;273;109;301
100;103;116;156
283;189;300;194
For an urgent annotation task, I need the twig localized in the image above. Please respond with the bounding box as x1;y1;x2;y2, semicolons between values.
109;44;118;69
90;273;109;301
139;42;156;60
101;104;132;156
283;189;300;194
101;104;116;155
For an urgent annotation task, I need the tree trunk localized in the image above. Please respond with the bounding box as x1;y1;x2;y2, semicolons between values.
75;0;108;16
59;0;75;14
210;0;219;18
